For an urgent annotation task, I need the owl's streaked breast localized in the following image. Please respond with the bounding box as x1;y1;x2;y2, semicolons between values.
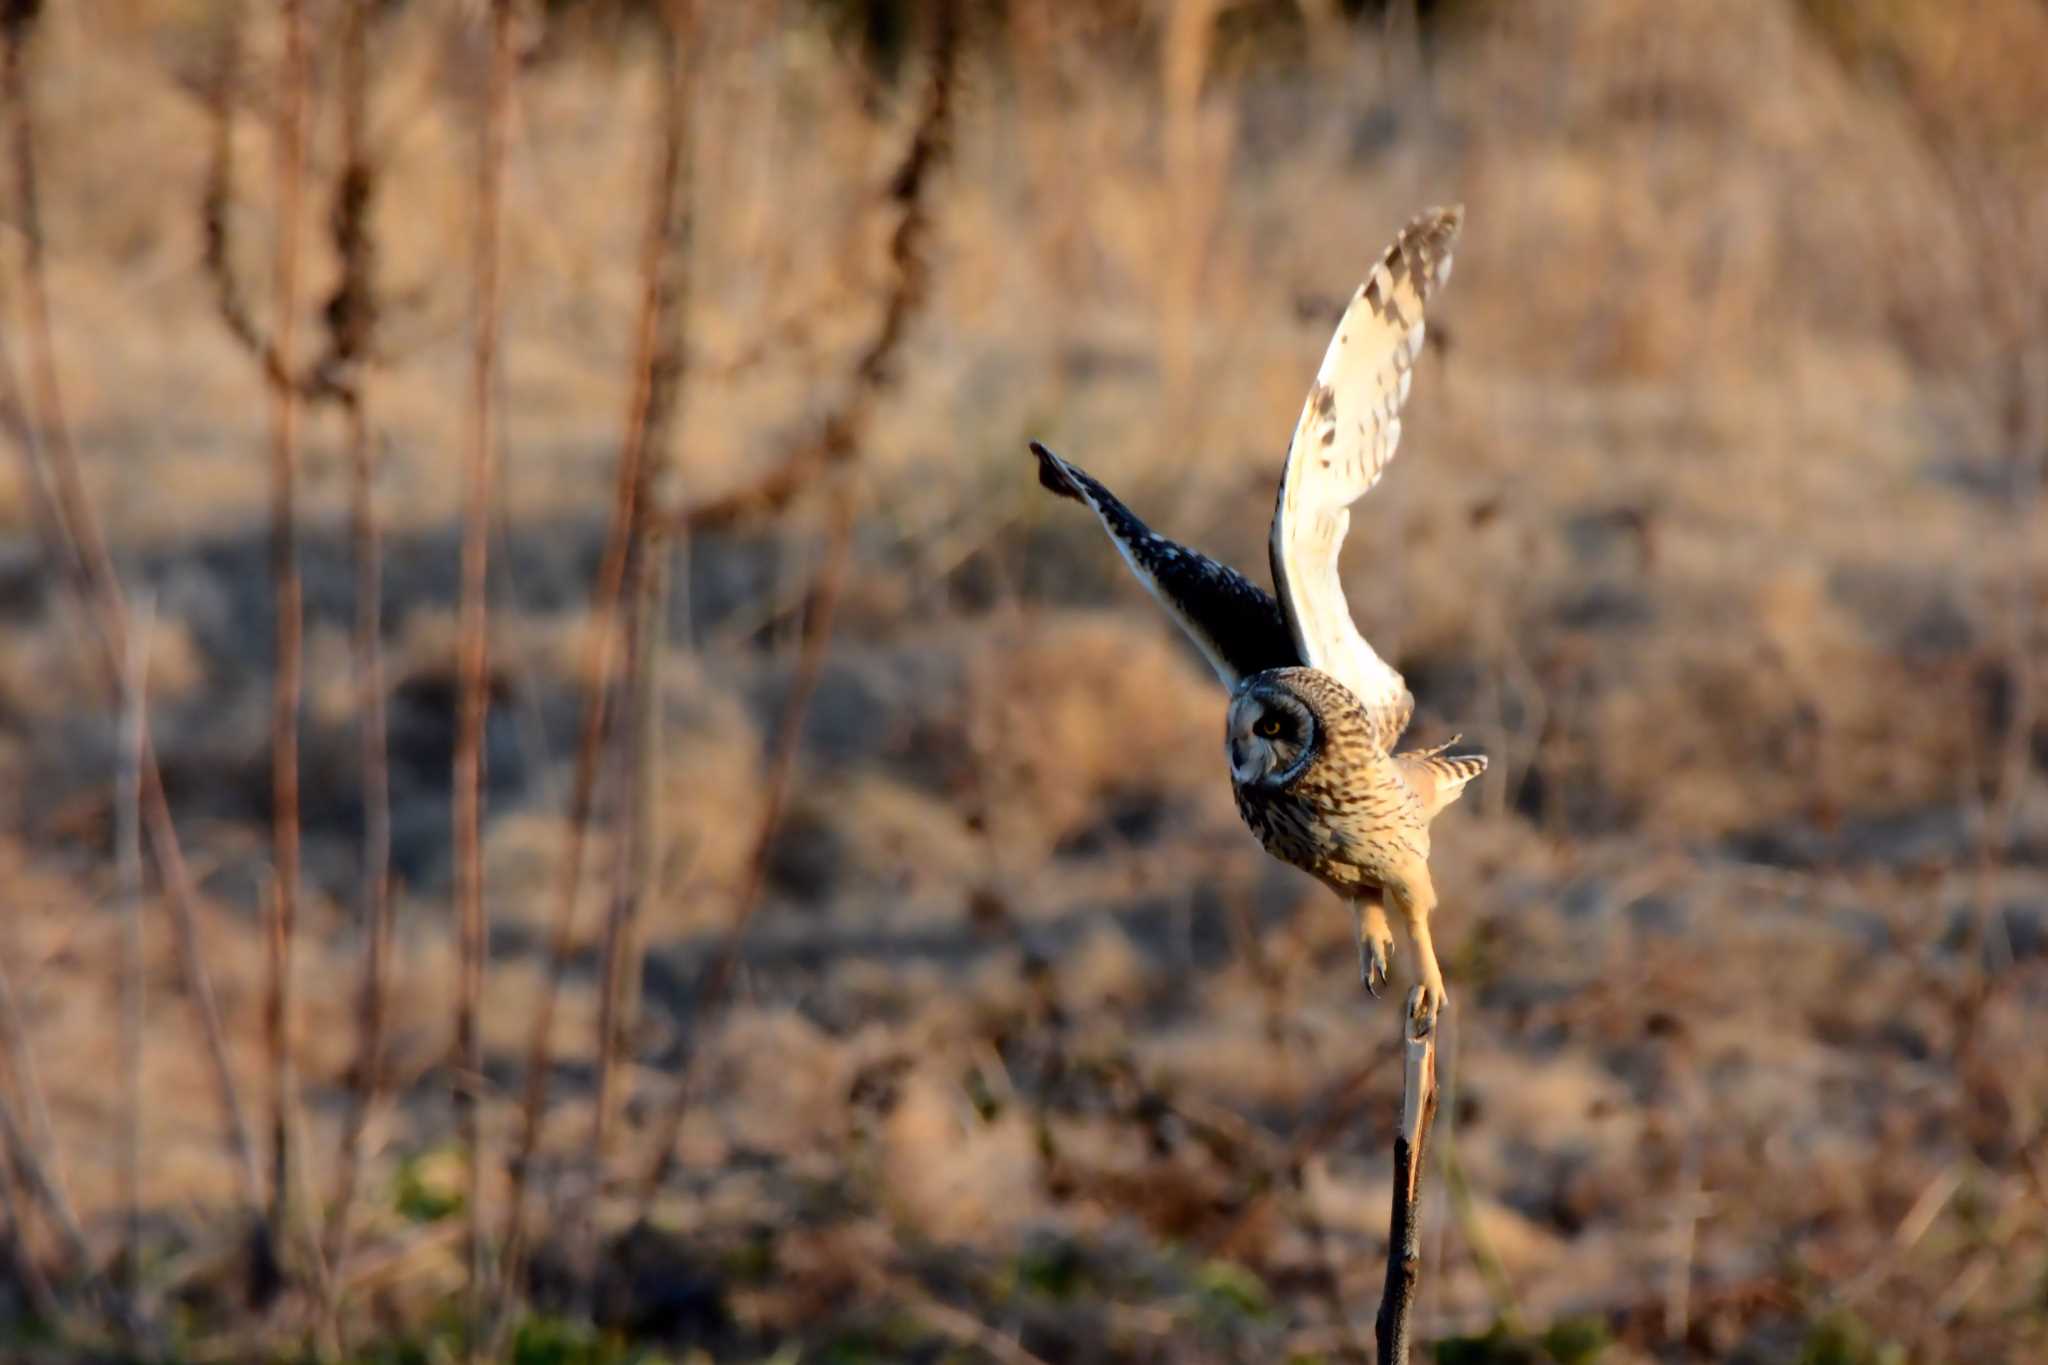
1229;669;1430;897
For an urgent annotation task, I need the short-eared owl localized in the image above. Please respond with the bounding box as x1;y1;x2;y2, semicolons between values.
1029;206;1483;1022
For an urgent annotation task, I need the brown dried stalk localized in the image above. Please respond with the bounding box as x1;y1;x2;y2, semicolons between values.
634;491;855;1209
0;291;72;607
0;1151;60;1325
1;0;264;1219
0;954;88;1286
456;0;516;1352
319;0;394;1306
257;0;312;1301
1375;995;1440;1365
0;904;68;1233
592;544;664;1158
635;0;958;1212
117;598;154;1325
201;16;355;409
586;0;695;1233
568;541;667;1319
196;4;390;1301
667;0;957;537
495;0;697;1312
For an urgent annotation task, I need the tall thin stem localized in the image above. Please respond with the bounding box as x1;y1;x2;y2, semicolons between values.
261;0;311;1295
496;1;695;1312
320;0;394;1312
0;1152;60;1326
0;960;89;1281
457;1;516;1353
117;597;155;1328
592;538;665;1168
0;0;262;1218
636;494;853;1209
636;0;957;1211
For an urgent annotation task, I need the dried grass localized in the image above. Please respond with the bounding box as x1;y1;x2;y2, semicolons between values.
0;1;2045;1361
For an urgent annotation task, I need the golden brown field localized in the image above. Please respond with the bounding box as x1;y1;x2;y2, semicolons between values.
2;0;2046;1360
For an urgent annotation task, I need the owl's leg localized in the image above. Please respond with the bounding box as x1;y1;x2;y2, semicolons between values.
1389;872;1446;1022
1355;896;1394;997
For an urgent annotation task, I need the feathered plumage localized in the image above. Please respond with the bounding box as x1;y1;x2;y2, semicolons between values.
1027;206;1484;1020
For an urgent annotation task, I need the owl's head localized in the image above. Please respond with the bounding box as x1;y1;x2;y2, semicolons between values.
1226;671;1320;788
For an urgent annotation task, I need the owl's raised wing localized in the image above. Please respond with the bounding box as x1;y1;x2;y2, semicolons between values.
1269;205;1461;748
1030;441;1298;688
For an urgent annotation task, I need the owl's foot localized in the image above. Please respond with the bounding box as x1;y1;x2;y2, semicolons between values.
1411;975;1447;1028
1390;885;1446;1025
1358;932;1393;996
1356;901;1394;998
1403;984;1443;1038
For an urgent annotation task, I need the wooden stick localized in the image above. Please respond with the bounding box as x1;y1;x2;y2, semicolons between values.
1375;992;1439;1365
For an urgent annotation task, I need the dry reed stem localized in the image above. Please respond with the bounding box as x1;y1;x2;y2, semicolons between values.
1157;0;1224;427
1;0;264;1220
200;16;356;409
574;543;666;1317
494;1;697;1320
257;0;312;1303
118;596;155;1328
0;1151;61;1326
0;274;75;605
0;895;69;1228
587;0;696;1248
634;490;855;1209
457;1;515;1353
319;0;394;1318
592;545;664;1158
1374;994;1440;1365
635;1;957;1211
0;956;89;1285
666;0;956;537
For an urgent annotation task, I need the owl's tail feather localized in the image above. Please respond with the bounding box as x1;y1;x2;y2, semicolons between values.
1424;752;1488;789
1401;741;1488;819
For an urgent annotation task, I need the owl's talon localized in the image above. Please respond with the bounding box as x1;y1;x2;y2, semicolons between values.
1358;922;1393;998
1410;977;1447;1028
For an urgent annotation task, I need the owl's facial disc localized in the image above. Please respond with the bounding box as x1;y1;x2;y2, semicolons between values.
1226;686;1313;787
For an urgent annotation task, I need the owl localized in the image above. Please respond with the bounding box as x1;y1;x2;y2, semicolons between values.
1028;206;1482;1022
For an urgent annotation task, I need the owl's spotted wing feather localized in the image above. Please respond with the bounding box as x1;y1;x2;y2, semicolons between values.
1269;205;1461;748
1030;440;1298;688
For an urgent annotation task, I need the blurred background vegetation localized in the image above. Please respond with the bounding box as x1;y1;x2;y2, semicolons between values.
1;0;2045;1360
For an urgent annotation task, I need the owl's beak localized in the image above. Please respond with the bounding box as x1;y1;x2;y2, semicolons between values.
1228;735;1264;785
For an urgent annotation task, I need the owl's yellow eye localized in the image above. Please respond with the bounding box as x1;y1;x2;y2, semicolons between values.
1256;717;1284;739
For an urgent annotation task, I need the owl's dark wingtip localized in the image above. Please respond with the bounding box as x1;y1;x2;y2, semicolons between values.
1028;439;1085;503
